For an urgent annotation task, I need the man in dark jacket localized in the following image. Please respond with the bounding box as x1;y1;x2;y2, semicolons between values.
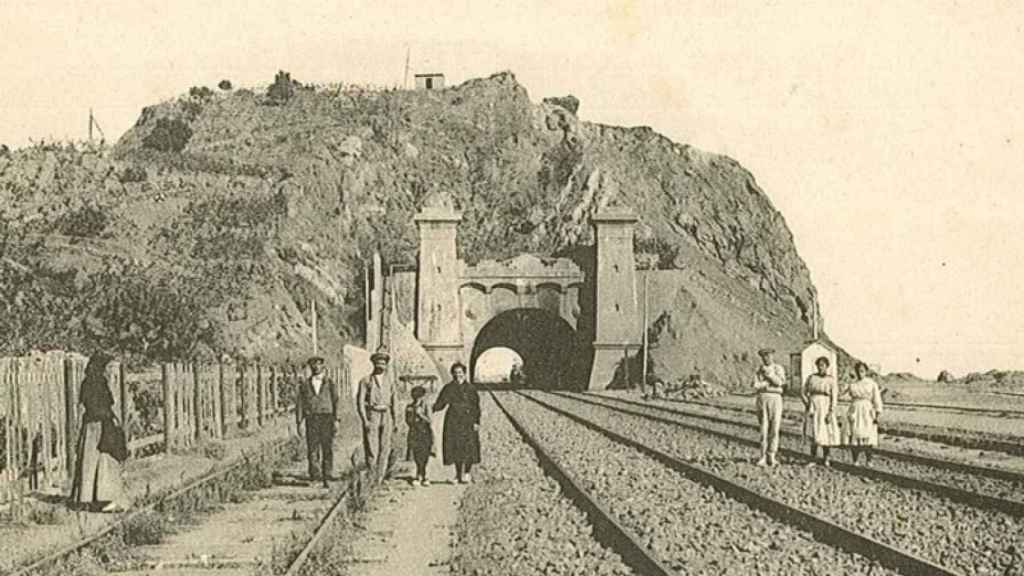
296;356;338;486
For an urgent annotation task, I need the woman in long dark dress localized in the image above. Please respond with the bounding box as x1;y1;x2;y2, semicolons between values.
69;353;129;512
432;362;480;484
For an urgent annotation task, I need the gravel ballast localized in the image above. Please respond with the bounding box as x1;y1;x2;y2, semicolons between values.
579;393;1024;503
450;394;635;576
536;392;1024;576
501;393;900;576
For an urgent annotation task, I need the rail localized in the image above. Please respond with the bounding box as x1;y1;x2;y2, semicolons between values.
687;396;1024;456
515;391;961;576
489;391;675;576
591;393;1024;485
283;468;369;576
12;436;292;576
555;392;1024;518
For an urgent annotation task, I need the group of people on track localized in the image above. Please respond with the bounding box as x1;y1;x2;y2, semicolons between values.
754;348;884;468
296;351;481;487
65;343;882;516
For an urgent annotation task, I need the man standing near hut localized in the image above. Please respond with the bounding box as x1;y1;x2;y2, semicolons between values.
357;350;398;482
296;356;338;487
753;347;786;467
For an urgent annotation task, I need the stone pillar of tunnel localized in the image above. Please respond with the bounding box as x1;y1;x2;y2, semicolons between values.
414;202;465;378
588;208;642;390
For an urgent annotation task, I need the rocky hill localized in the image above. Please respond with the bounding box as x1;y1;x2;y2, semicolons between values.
0;71;849;384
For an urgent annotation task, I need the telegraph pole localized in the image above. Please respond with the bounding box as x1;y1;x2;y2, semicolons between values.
311;299;319;355
403;46;411;89
88;109;105;143
641;270;650;395
811;293;819;341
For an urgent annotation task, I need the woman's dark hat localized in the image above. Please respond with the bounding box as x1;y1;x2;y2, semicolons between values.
370;351;391;363
307;356;325;366
758;347;775;356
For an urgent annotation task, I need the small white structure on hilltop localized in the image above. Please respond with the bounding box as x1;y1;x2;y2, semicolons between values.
415;73;445;90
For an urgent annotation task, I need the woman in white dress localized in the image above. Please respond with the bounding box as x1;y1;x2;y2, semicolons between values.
844;361;884;465
800;356;840;466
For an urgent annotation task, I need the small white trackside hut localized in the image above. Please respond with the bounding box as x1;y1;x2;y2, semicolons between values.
789;340;838;394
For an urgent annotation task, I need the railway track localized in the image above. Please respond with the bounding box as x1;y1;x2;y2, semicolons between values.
489;392;672;575
527;391;1024;576
557;392;1024;515
494;391;963;576
712;393;1024;419
883;399;1024;418
13;438;368;576
690;396;1024;456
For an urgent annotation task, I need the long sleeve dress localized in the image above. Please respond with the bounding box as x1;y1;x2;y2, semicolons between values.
70;372;125;505
846;377;884;446
433;381;481;466
802;374;840;446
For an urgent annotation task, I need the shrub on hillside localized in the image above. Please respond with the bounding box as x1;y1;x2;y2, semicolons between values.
56;203;111;238
635;236;681;269
218;79;233;91
189;86;215;102
78;260;227;360
142;118;192;153
118;165;147;183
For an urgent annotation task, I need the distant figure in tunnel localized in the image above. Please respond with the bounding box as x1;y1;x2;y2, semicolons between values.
357;351;398;482
509;361;526;388
753;347;786;467
433;362;481;483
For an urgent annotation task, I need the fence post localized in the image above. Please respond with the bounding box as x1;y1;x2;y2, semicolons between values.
161;364;172;453
270;366;279;417
256;361;264;427
191;362;201;442
119;363;128;444
64;357;77;484
215;360;225;438
239;360;248;430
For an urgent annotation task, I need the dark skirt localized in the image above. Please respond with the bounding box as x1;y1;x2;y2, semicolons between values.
70;420;125;505
406;425;434;461
442;406;480;466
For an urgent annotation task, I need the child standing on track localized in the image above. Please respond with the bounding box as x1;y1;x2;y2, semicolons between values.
405;385;434;486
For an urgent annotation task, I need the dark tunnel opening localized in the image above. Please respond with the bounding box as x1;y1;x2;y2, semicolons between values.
469;308;589;390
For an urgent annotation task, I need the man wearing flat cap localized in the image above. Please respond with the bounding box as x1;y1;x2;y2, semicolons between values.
753;347;786;467
296;356;339;486
357;350;398;481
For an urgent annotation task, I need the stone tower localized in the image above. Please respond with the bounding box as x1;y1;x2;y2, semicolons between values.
589;206;642;389
414;191;465;376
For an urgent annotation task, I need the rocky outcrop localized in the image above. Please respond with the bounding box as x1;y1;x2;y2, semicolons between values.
0;71;844;384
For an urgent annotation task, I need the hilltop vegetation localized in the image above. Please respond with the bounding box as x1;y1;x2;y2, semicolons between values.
1;71;840;383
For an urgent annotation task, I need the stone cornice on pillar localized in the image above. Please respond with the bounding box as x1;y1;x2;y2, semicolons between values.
414;208;462;223
591;206;638;224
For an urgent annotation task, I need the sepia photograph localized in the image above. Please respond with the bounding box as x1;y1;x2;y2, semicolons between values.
1;1;1022;574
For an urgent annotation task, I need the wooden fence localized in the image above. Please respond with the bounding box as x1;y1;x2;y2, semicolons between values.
0;351;346;505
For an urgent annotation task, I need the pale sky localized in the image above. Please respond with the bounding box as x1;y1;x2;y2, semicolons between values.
2;1;1022;378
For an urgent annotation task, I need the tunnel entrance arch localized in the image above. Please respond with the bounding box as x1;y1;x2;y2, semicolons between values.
406;190;642;390
470;308;586;390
